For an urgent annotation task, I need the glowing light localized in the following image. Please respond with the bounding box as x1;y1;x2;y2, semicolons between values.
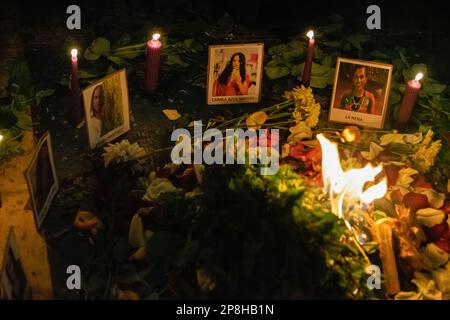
152;33;161;41
317;134;387;244
415;73;424;81
71;49;78;58
0;134;3;143
306;30;314;40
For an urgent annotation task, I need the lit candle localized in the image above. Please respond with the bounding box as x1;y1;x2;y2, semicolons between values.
302;30;315;87
394;73;423;130
70;48;82;126
145;33;162;93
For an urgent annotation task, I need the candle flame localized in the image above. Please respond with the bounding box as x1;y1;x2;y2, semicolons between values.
317;134;387;244
307;30;314;40
415;73;424;81
0;134;3;143
152;33;161;41
71;49;78;58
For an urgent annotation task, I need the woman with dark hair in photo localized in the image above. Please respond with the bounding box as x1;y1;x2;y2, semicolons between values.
213;52;250;96
338;65;376;114
90;84;104;144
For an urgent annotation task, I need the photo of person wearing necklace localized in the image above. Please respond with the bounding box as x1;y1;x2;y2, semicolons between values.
338;66;376;114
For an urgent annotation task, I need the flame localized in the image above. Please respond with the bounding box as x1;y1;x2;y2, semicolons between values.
415;73;423;81
152;33;161;41
71;49;78;58
317;134;387;243
306;30;314;40
0;134;3;143
342;128;356;142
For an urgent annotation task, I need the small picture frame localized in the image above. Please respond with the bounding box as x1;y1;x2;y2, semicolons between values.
0;228;32;300
206;43;264;105
329;57;393;129
25;131;59;230
82;69;131;149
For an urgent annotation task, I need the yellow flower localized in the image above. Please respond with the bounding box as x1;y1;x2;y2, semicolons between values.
412;140;442;173
246;111;269;129
305;103;320;128
287;121;312;143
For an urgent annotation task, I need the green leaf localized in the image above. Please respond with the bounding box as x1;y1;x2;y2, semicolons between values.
89;37;111;55
106;55;129;66
84;48;101;60
13;94;28;111
115;51;140;59
344;33;371;51
402;63;427;81
166;54;189;67
283;49;304;63
79;70;101;79
36;89;54;99
310;74;330;89
268;44;290;56
369;50;392;60
423;80;446;95
13;110;32;130
265;66;290;80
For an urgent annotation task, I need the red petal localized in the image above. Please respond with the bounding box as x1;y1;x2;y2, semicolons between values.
434;240;450;253
413;175;432;189
289;143;306;160
403;192;430;212
384;165;400;186
425;222;449;242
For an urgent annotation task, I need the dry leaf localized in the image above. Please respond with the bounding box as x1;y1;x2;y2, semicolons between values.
162;109;182;121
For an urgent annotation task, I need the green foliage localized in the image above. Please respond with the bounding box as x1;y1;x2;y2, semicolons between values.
135;164;376;299
0;82;54;166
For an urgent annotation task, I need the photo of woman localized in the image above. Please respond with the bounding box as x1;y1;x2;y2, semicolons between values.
90;84;104;144
82;69;130;149
207;43;264;105
213;52;250;97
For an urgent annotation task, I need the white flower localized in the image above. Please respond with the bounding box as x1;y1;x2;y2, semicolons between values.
423;243;449;269
287;121;312;143
404;133;423;144
380;132;405;146
416;208;446;228
396;167;419;189
361;142;384;161
103;140;146;167
421;189;446;209
143;178;179;201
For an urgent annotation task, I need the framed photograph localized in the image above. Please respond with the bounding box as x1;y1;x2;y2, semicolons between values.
329;57;393;129
206;43;264;105
82;69;131;149
0;228;32;300
25;131;59;230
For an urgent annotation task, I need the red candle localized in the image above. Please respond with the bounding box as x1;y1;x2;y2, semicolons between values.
394;73;423;129
302;30;315;88
70;49;82;126
145;33;162;93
